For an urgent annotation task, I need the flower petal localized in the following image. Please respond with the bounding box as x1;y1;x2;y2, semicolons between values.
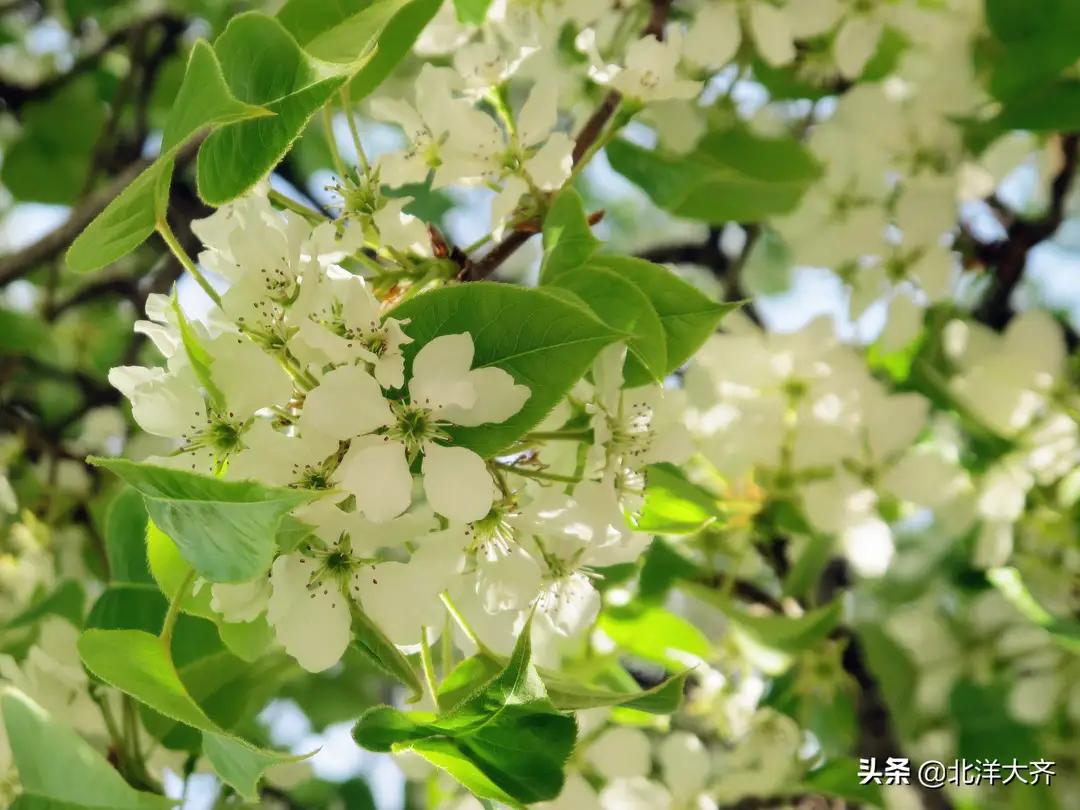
337;438;414;522
421;444;494;523
300;364;393;441
409;333;477;412
266;553;352;672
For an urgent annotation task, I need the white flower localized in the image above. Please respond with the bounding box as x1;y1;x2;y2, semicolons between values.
264;513;446;671
583;30;702;103
110;331;292;474
294;268;413;388
658;731;712;802
587;343;693;503
685;1;796;70
585;726;652;780
326;333;529;523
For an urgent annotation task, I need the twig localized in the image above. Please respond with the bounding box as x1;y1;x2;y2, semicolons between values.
0;135;204;286
0;13;184;112
465;0;675;281
975;133;1080;329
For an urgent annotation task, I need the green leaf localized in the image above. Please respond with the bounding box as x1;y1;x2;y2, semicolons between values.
173;297;226;411
354;616;576;806
452;0;492;24
203;733;297;802
103;488;154;584
639;538;705;602
0;308;55;355
802;758;884;808
950;679;1041;763
598;604;711;669
439;651;687;715
690;590;843;656
607;127;820;224
1;580;85;633
636;462;723;534
77;629;302;798
277;0;409;64
984;0;1080;101
1;689;174;810
91;458;317;582
541;669;688;714
351;607;424;702
66;40;269;273
990;80;1080;131
146;519;216;620
590;255;735;372
549;266;667;386
86;488;167;634
390;284;621;457
347;0;445;101
987;566;1080;653
1;78;105;205
540;188;601;283
203;9;388;204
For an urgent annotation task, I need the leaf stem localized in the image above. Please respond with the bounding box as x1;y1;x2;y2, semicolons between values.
160;568;194;648
156;217;221;307
492;461;582;484
340;86;370;174
419;628;442;712
524;428;593;442
268;188;327;222
440;592;495;659
322;104;347;179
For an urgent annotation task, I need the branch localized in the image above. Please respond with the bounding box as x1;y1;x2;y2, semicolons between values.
0;135;204;286
975;132;1080;329
465;0;675;281
0;13;183;112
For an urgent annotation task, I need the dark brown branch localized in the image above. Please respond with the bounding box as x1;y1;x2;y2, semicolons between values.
0;13;183;112
0;135;204;286
465;0;676;281
975;132;1080;329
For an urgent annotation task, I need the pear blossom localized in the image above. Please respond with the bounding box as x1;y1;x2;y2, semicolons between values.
322;333;529;523
684;1;796;70
579;29;702;103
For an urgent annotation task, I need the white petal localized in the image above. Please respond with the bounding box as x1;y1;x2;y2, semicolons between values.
409;333;478;412
749;2;796;67
266;554;352;672
355;559;446;647
440;367;530;427
476;546;542;613
207;334;292;416
786;0;844;38
210;580;270;623
524;133;574;190
518;78;559;146
300;364;393;441
585;727;652;780
421;444;494;523
835;16;883;79
337;438;414;522
684;3;740;69
658;731;711;800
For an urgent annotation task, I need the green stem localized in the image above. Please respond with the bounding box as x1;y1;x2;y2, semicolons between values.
524;428;592;442
323;104;347;179
160;569;194;648
157;217;221;307
419;628;442;712
440;592;495;659
340;86;370;174
463;232;493;254
440;612;453;678
268;188;327;222
493;461;581;484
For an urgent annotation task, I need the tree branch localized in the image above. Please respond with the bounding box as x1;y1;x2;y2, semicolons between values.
0;13;183;112
0;135;204;286
975;132;1080;329
465;0;676;281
